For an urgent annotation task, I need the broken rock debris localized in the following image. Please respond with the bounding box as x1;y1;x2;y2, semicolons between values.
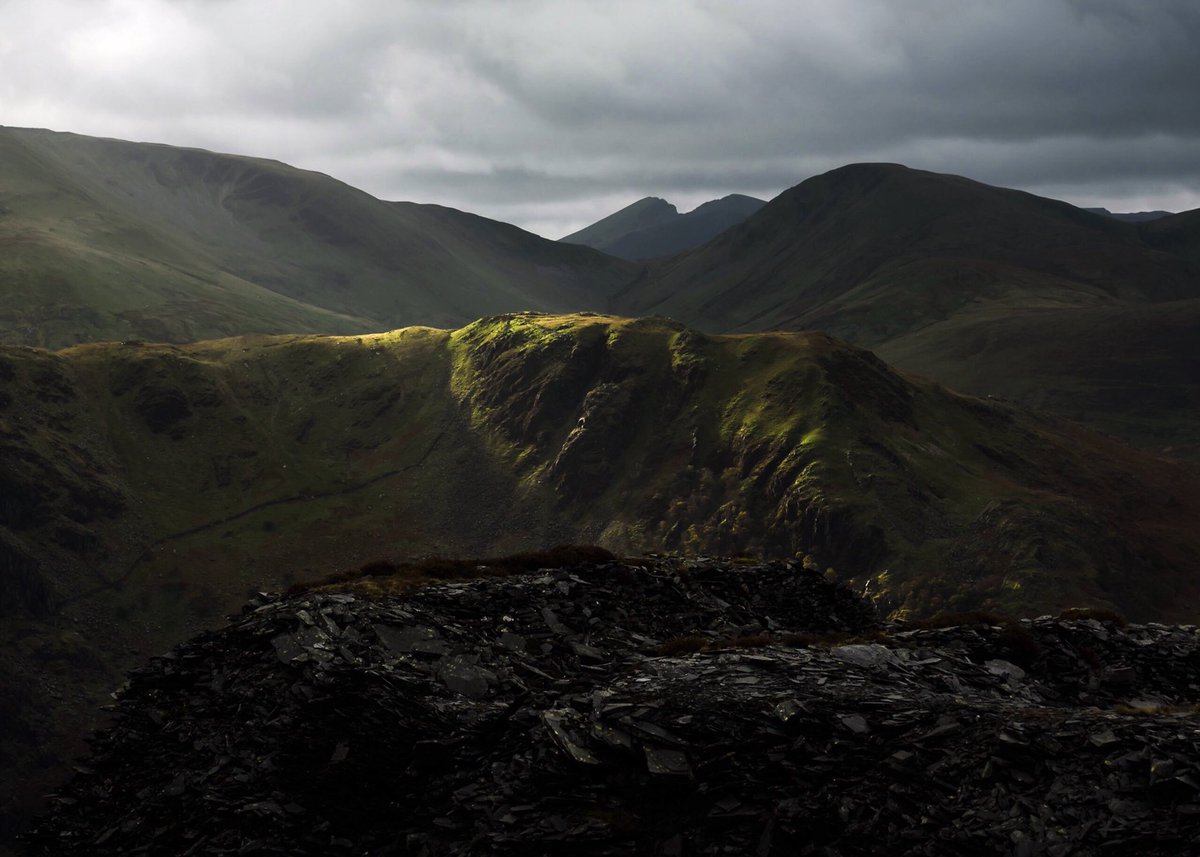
23;557;1200;856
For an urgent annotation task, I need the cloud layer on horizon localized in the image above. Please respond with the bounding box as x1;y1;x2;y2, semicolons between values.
2;0;1198;236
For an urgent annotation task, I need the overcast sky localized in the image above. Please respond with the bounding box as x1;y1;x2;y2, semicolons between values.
3;0;1198;237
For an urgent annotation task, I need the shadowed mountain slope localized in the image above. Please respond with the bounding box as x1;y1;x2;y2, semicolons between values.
0;127;634;348
561;196;678;247
614;164;1200;455
1141;206;1200;264
562;194;765;260
617;163;1199;334
2;313;1199;841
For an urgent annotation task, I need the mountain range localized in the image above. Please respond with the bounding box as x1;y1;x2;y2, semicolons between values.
3;127;1200;846
4;128;1198;456
559;193;765;259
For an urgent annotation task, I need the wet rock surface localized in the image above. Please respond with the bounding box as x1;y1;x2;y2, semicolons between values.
23;558;1200;856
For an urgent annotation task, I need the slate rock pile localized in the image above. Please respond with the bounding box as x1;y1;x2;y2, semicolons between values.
23;557;1200;856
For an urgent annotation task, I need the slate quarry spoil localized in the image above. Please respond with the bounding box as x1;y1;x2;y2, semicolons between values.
23;557;1200;856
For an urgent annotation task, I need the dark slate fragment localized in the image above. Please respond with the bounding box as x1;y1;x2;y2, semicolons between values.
22;557;1200;857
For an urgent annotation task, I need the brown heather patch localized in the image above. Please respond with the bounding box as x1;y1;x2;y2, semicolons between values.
898;611;1043;668
1112;702;1200;717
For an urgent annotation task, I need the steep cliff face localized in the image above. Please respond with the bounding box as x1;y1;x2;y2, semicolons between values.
448;314;1200;620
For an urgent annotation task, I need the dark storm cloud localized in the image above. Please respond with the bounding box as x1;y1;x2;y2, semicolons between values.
2;0;1198;235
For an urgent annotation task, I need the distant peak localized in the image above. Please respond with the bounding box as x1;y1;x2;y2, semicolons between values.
687;194;768;215
782;163;928;196
625;196;677;213
824;162;912;177
560;192;765;257
721;193;766;202
559;196;678;243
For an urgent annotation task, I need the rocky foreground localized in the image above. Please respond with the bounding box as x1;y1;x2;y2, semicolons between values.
24;557;1200;856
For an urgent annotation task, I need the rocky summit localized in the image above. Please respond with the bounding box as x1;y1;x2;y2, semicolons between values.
25;556;1200;856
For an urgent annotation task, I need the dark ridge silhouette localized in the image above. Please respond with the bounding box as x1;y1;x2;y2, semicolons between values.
561;193;765;259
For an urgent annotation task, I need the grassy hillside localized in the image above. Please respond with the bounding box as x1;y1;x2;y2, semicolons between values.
1141;207;1200;263
875;298;1200;457
619;163;1198;332
0;127;635;348
614;164;1200;456
3;312;1196;633
3;313;1199;837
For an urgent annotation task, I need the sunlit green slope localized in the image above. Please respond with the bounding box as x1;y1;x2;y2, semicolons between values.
3;312;1199;832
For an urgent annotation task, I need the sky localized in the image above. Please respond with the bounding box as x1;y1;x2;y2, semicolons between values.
2;0;1199;238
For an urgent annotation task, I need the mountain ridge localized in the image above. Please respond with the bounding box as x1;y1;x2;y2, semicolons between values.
3;312;1200;841
0;125;635;348
1085;206;1173;222
617;162;1199;327
5;128;1200;853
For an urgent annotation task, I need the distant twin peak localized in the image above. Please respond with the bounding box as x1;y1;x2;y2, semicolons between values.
560;192;767;260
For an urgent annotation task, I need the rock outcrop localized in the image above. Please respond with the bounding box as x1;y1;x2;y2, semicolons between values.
25;557;1200;856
